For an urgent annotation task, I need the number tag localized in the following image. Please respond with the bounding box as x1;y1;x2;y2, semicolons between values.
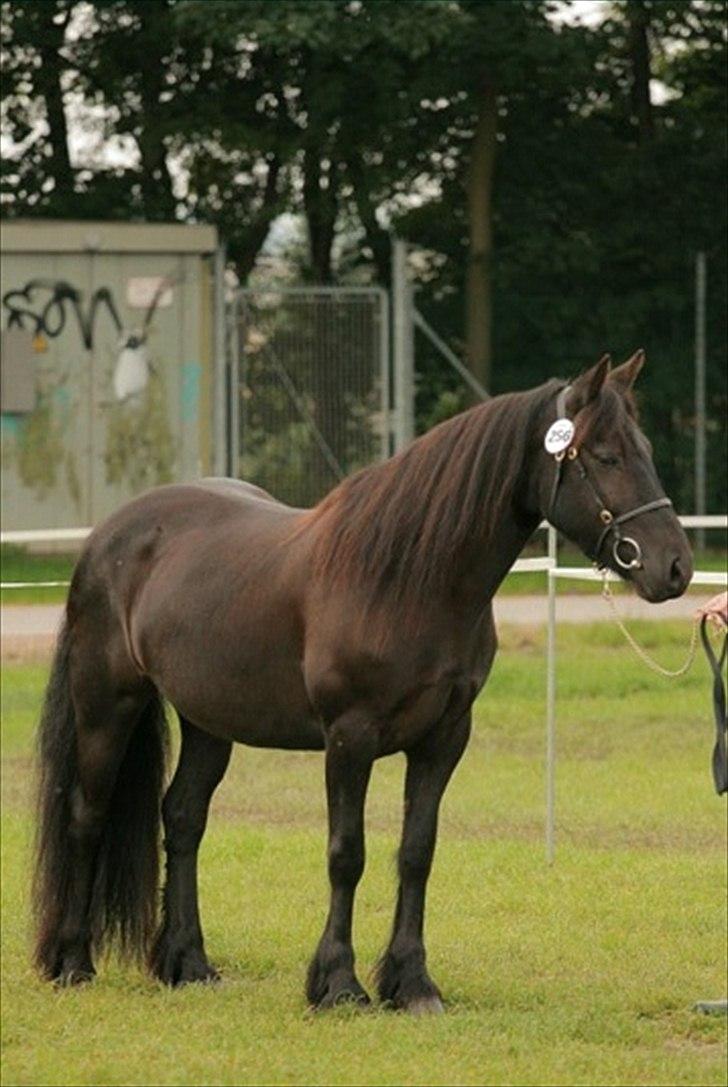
544;418;575;455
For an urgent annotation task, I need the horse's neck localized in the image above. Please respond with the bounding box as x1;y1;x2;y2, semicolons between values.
449;400;546;606
453;510;539;607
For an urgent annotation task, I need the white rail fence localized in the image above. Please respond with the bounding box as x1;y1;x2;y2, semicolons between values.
542;517;726;862
2;515;726;863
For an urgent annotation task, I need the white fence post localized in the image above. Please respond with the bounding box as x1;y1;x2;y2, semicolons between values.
545;525;558;864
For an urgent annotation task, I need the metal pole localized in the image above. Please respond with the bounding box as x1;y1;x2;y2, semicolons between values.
545;524;558;864
392;237;415;451
377;288;391;459
695;252;707;551
412;308;489;401
213;244;227;476
228;294;240;479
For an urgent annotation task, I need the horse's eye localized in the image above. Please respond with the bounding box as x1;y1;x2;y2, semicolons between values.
593;450;620;467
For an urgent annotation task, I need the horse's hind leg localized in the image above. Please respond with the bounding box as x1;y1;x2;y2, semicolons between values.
377;711;471;1013
151;717;231;986
38;666;153;985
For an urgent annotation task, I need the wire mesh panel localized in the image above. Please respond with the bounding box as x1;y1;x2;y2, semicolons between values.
230;288;389;508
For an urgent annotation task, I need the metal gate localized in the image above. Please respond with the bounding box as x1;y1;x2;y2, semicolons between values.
228;287;389;507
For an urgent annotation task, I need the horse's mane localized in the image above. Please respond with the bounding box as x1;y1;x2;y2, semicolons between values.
307;378;565;602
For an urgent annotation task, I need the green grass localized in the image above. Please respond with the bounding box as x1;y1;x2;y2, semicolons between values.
1;625;726;1086
0;547;77;605
2;541;725;603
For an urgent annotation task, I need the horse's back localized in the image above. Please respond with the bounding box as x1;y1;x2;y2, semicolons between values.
187;476;301;510
80;478;295;566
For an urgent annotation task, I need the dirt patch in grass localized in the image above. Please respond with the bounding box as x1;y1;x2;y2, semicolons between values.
665;1035;726;1051
1;755;34;812
1;634;56;663
208;799;720;854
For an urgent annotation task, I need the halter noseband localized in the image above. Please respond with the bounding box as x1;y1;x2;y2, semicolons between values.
546;385;672;571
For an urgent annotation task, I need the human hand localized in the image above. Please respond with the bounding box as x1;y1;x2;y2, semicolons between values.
695;591;728;629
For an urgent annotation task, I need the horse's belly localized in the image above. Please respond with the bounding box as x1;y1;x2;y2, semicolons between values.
147;636;325;750
163;674;325;750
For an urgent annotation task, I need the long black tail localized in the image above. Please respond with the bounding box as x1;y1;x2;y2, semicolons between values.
33;621;168;977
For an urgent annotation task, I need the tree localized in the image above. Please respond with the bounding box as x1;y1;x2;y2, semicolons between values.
395;0;726;510
177;0;459;284
1;0;77;214
393;2;600;392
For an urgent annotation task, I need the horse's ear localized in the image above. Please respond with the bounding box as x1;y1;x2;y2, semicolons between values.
566;353;611;414
609;349;645;391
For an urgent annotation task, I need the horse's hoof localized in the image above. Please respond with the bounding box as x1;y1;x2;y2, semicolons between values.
55;966;95;987
314;984;371;1010
406;995;445;1016
334;987;370;1007
51;949;95;987
151;941;220;987
176;963;221;987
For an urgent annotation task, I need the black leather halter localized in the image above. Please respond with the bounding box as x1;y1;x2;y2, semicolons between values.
546;385;673;571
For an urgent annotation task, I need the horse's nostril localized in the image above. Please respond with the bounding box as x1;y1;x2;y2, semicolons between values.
670;557;683;586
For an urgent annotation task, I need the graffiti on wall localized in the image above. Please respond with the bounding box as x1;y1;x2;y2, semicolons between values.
3;279;123;350
1;276;178;499
1;276;177;401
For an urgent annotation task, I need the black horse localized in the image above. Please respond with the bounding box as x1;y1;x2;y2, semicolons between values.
33;352;691;1012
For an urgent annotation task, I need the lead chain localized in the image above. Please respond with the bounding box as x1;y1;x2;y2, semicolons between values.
601;574;699;678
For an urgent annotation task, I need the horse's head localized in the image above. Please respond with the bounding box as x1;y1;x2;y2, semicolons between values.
538;351;692;602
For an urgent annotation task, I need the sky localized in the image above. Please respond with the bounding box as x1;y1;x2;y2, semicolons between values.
552;1;611;27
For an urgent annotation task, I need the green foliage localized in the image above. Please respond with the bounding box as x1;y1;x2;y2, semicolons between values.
397;1;726;511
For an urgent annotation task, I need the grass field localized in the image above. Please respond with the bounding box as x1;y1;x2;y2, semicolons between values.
1;623;726;1086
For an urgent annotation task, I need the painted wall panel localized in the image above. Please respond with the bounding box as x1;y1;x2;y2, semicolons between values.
1;222;217;531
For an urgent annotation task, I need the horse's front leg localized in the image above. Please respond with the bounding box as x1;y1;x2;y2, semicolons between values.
377;710;471;1014
307;711;377;1009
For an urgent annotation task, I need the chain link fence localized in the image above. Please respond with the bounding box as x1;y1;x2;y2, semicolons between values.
229;288;389;508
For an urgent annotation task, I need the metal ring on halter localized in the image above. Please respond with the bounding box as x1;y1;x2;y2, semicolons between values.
613;535;643;570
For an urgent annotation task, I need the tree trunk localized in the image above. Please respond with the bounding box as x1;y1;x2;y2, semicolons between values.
465;83;497;394
303;150;337;284
349;161;391;286
38;4;74;200
627;1;654;143
136;3;176;219
233;158;281;283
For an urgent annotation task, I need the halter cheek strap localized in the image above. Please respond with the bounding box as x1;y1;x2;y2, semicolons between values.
546;384;673;571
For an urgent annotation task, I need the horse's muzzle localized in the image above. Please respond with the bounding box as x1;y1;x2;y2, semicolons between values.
631;546;693;603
